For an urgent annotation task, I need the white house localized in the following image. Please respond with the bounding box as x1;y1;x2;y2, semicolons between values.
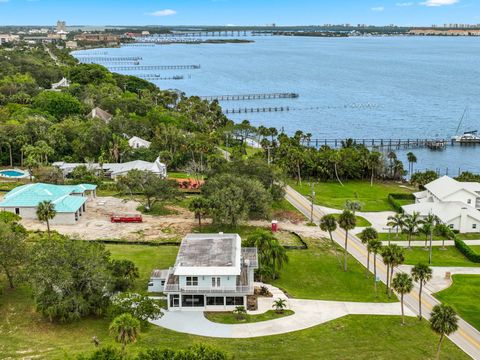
0;183;97;225
402;176;480;233
128;136;151;149
149;233;258;311
53;157;167;180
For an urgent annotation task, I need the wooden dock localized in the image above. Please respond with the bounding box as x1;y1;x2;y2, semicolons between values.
137;74;184;80
225;106;290;114
201;93;299;102
304;138;453;150
108;65;201;71
77;56;142;61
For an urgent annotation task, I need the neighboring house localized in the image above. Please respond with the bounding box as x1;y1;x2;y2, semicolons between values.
88;107;113;123
53;157;167;180
149;233;258;311
402;175;480;233
51;77;71;90
128;136;151;149
0;183;97;225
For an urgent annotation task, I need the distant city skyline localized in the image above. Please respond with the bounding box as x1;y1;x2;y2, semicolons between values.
0;0;478;26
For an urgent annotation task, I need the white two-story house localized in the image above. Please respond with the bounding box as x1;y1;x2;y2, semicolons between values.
402;176;480;233
148;233;258;311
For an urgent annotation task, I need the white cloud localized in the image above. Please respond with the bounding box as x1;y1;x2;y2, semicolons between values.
420;0;459;6
371;6;385;11
396;2;414;6
148;9;177;17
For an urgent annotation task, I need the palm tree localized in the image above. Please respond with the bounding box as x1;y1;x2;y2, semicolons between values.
320;214;342;267
422;213;440;258
330;151;344;186
382;244;405;298
188;197;210;227
359;227;378;277
367;151;382;186
407;152;417;175
403;212;421;249
36;200;56;239
435;223;456;252
338;210;357;272
368;239;383;295
345;199;362;215
272;298;288;314
430;304;459;360
392;273;413;325
387;213;405;240
268;241;289;280
411;263;433;319
233;306;247;320
387;151;397;178
109;313;140;355
382;246;393;294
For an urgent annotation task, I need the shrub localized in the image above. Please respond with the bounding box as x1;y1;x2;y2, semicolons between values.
388;193;415;213
455;239;480;263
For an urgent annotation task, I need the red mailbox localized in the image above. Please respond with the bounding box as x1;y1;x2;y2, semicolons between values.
271;220;278;232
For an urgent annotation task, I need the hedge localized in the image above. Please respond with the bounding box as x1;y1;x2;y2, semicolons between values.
388;193;415;213
455;238;480;263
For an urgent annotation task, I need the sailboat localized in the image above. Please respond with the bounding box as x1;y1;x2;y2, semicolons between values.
452;106;480;143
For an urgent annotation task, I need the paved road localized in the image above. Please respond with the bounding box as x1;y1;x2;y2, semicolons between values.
285;185;480;360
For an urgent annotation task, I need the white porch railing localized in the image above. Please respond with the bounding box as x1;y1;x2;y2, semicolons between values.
164;284;253;293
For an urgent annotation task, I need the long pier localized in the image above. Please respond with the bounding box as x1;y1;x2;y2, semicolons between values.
137;74;184;80
224;103;378;114
200;92;299;102
304;138;451;150
77;56;142;61
225;106;291;114
109;65;201;71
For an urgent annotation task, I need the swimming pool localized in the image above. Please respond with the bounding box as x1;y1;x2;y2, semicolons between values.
0;170;27;178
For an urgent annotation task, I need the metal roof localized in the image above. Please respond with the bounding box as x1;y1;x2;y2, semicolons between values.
0;183;96;213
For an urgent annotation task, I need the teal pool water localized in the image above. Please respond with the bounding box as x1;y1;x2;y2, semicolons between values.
0;170;25;177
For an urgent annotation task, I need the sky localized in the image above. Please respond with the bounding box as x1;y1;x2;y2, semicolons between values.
0;0;478;26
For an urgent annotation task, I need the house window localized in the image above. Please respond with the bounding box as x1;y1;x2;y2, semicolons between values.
449;224;454;229
226;297;244;306
206;297;225;306
182;295;205;307
212;277;221;287
15;208;20;215
186;277;198;286
473;224;477;229
468;199;472;204
161;280;165;286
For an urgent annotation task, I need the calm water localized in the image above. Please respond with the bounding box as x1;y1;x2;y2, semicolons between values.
74;36;480;174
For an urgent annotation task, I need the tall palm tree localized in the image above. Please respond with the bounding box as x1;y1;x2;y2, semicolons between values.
430;304;459;360
403;212;421;249
368;239;383;295
330;151;344;186
407;152;417;175
387;213;405;240
435;223;456;252
268;241;289;280
382;246;393;294
367;151;382;187
109;313;140;355
359;227;378;277
387;151;397;178
338;210;357;272
320;214;342;268
411;263;433;319
36;200;56;239
422;213;440;257
382;244;405;297
392;272;413;325
345;199;362;216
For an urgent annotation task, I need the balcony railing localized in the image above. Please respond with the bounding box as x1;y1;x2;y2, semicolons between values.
164;284;253;294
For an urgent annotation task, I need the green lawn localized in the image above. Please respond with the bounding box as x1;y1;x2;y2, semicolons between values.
290;180;413;212
105;244;178;292
272;239;394;302
0;286;467;360
435;275;480;331
332;213;372;227
379;233;480;242
0;242;469;359
204;310;294;324
402;247;480;267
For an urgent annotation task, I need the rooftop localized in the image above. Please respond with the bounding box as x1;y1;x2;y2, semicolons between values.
425;175;480;200
173;234;242;276
0;183;96;212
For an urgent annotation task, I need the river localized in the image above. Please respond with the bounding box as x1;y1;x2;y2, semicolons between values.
73;35;480;175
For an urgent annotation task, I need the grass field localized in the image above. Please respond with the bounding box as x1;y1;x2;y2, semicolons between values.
0;243;469;359
332;213;372;227
379;232;480;242
291;180;413;212
435;275;480;331
272;239;394;302
204;310;294;324
402;247;480;267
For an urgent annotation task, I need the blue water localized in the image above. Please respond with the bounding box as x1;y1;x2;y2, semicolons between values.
73;36;480;174
0;170;25;177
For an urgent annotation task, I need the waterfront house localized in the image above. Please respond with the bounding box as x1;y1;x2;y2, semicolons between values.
128;136;151;149
149;233;258;311
53;157;167;180
0;183;96;224
402;175;480;233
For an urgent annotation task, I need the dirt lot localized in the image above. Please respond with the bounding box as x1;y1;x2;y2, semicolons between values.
21;196;198;242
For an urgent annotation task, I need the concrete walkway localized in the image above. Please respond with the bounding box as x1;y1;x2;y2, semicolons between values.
152;293;410;338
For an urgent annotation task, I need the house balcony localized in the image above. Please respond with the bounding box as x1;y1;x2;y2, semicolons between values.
163;284;254;294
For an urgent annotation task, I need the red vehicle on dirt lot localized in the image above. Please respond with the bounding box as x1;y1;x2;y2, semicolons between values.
110;214;143;223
